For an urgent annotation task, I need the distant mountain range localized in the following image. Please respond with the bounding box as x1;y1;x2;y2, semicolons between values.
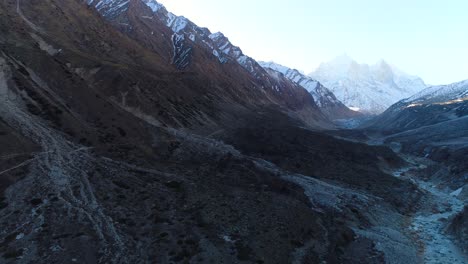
310;54;427;114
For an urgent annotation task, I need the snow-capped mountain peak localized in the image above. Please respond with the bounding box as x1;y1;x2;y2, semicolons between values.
310;55;427;114
329;53;354;66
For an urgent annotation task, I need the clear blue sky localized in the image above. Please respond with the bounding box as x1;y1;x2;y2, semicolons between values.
157;0;467;85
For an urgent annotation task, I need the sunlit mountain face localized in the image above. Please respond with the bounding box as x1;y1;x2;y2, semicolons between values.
309;54;427;114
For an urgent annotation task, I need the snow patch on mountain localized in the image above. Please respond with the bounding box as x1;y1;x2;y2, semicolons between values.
142;0;189;33
209;32;243;60
137;0;269;78
142;0;163;12
171;33;192;70
212;50;228;64
168;16;189;33
87;0;130;18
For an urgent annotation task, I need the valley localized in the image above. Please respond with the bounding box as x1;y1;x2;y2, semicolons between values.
0;0;466;263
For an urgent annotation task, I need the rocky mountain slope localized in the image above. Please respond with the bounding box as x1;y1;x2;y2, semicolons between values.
310;54;427;114
259;61;359;120
85;0;333;128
